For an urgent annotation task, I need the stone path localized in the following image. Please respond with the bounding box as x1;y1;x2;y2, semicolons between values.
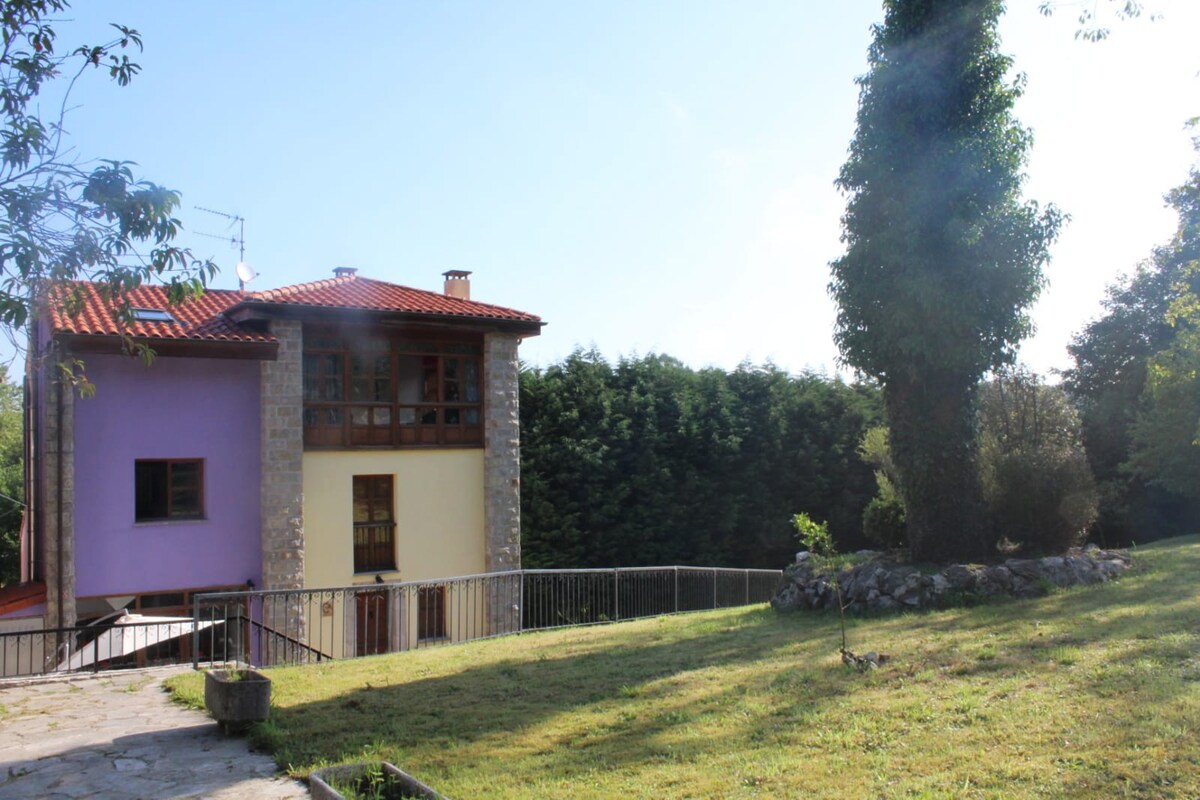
0;668;307;799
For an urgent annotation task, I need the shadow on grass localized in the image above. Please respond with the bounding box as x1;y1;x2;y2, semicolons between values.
258;606;851;773
860;537;1184;640
231;536;1200;796
854;535;1200;701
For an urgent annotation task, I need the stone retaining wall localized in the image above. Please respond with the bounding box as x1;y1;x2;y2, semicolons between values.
771;544;1132;614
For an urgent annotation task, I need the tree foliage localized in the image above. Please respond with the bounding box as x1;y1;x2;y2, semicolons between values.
519;351;882;570
1064;151;1200;542
830;0;1061;561
1127;180;1200;499
1037;0;1156;42
0;366;22;586
0;1;213;362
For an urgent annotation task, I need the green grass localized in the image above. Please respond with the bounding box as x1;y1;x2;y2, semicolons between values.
167;535;1200;799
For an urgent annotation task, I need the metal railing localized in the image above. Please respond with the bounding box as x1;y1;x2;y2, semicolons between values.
190;566;781;670
521;566;782;629
0;565;780;678
0;617;230;679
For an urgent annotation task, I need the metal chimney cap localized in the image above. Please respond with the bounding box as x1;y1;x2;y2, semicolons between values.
333;266;358;277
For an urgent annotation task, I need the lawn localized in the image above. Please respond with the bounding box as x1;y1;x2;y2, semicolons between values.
167;535;1200;799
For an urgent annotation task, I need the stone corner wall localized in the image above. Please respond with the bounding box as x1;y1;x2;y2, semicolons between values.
483;333;521;574
260;319;305;593
42;372;76;633
483;333;521;636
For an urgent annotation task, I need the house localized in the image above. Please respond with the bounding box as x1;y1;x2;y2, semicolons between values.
4;268;542;663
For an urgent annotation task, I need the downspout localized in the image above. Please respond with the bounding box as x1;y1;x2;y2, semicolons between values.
55;376;63;629
21;373;32;583
23;326;40;584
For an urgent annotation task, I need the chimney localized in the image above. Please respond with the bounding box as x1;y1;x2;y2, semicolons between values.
443;270;472;300
333;266;358;278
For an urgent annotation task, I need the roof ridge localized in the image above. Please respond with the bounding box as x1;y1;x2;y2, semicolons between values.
241;273;541;322
352;275;537;317
53;280;246;303
249;274;356;300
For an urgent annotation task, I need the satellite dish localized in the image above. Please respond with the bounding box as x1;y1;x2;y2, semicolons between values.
235;261;257;290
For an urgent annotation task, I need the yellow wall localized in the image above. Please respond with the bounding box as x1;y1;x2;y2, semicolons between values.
302;449;486;590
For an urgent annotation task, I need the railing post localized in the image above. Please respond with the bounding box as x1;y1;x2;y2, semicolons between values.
745;570;750;605
192;595;201;670
712;568;718;610
614;569;620;621
674;566;679;614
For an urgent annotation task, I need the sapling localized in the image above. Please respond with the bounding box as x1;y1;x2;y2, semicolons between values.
792;513;889;671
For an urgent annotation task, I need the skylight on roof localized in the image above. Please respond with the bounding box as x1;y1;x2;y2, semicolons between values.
132;308;177;323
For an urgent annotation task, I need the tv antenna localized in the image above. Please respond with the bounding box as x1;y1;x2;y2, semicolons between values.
195;206;256;290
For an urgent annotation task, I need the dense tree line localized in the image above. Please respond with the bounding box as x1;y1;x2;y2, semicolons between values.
519;351;882;570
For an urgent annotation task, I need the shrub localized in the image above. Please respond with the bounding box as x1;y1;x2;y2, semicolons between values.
858;425;908;549
978;368;1099;554
862;494;907;550
792;512;834;557
984;448;1098;553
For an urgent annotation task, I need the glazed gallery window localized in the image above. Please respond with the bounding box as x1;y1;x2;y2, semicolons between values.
353;475;396;573
302;328;483;448
135;460;204;522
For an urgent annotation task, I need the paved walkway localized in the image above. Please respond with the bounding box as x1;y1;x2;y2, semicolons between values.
0;668;307;799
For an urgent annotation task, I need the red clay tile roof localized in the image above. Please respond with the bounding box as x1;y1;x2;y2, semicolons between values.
244;275;542;324
48;275;542;345
48;283;275;343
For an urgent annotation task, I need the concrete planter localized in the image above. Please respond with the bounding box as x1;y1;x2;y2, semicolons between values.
204;668;271;733
309;762;447;800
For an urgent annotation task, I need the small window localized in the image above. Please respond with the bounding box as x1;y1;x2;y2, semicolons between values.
132;308;177;323
135;460;204;522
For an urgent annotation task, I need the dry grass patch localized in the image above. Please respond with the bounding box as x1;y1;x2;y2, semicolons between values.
168;535;1200;799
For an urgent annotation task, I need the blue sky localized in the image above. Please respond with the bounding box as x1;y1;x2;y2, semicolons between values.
38;1;1200;378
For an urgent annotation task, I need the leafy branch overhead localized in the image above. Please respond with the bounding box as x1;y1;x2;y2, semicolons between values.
1037;0;1157;42
0;0;214;359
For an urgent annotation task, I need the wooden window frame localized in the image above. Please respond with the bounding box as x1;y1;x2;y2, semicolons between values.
353;474;396;574
303;327;484;450
134;459;205;522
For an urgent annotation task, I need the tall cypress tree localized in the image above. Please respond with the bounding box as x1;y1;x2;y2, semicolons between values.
830;0;1061;561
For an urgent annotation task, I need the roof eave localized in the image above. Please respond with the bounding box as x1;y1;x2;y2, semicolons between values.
225;302;544;337
55;333;280;360
0;581;46;617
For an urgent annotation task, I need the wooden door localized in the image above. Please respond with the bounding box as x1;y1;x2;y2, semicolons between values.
355;591;389;656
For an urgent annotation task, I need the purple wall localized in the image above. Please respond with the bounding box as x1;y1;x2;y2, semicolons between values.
72;354;262;598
